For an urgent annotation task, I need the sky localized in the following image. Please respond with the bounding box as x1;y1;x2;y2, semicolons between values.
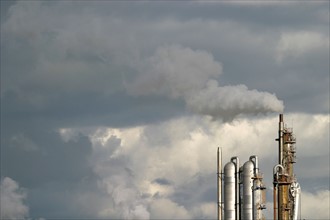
0;0;329;219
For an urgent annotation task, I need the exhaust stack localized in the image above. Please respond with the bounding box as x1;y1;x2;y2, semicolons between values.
274;114;301;220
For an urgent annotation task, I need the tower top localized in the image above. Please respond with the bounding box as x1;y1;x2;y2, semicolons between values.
279;114;283;122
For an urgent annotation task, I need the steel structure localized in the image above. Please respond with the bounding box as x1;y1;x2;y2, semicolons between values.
274;114;301;220
217;114;300;220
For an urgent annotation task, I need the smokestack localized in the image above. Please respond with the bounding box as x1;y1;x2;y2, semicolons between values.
278;114;284;165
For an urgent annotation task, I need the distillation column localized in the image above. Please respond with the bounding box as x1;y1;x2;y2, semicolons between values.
274;114;300;220
242;160;254;220
221;154;266;220
250;156;266;220
224;161;236;220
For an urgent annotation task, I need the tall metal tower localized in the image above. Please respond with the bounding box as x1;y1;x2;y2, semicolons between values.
273;114;301;220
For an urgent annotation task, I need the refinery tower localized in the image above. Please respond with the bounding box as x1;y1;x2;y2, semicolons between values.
217;114;301;220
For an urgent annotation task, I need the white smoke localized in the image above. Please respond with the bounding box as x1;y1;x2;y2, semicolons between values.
128;45;284;120
186;80;284;120
0;177;29;219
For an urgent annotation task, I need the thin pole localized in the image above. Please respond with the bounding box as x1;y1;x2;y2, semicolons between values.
299;192;302;220
217;147;222;220
273;184;277;220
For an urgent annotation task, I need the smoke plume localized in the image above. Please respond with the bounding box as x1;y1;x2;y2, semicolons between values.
128;45;283;120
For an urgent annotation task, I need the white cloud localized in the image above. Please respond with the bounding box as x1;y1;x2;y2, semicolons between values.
300;190;330;219
85;126;151;219
191;202;217;219
0;177;29;219
149;198;191;219
64;112;329;218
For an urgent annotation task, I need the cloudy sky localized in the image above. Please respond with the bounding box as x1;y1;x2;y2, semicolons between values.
1;0;329;219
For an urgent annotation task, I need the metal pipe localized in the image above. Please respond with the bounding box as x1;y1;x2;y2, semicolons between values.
217;148;222;220
273;164;284;220
231;157;240;220
275;114;285;220
279;114;284;165
273;184;277;220
249;155;259;175
273;164;284;175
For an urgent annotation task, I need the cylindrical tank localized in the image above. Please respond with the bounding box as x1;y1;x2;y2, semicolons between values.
242;161;254;220
224;162;235;220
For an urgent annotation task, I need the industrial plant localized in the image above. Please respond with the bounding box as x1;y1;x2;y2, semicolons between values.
217;114;301;220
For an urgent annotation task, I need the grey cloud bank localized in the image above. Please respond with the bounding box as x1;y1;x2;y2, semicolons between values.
1;0;329;219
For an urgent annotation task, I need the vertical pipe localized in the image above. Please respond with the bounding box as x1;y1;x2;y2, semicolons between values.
250;156;265;220
273;184;277;220
299;189;302;220
292;182;301;220
273;165;284;220
279;114;284;165
293;189;300;220
217;148;222;220
277;114;284;220
231;157;240;220
249;156;259;174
